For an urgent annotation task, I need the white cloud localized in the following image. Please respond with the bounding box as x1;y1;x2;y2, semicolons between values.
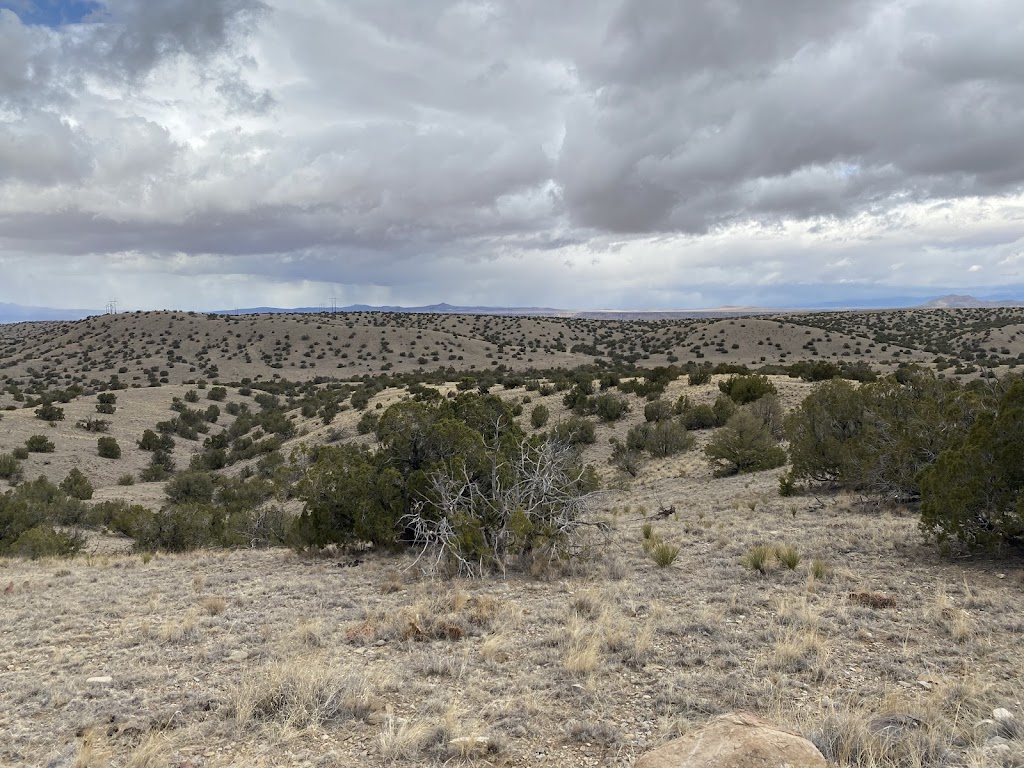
2;0;1024;310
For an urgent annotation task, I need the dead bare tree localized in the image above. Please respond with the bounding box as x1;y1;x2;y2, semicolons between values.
403;437;602;577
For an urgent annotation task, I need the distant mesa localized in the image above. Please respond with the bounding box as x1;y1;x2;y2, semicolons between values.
916;294;1024;309
0;303;98;324
215;303;569;317
3;294;1024;325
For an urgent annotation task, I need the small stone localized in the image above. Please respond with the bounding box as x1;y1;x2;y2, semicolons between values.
227;650;248;663
86;676;113;685
993;708;1015;722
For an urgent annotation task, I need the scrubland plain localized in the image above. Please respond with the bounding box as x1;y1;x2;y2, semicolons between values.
1;308;1023;767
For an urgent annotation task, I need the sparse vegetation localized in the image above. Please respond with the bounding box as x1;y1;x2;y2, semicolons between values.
0;307;1023;766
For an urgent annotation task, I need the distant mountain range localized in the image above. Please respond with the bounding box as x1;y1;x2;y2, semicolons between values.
917;294;1024;309
3;295;1024;324
0;302;98;324
215;302;568;317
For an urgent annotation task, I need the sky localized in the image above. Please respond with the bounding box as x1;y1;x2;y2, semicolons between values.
1;0;1024;312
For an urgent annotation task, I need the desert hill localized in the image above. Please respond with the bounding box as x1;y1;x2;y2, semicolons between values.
10;305;1014;402
1;307;1023;767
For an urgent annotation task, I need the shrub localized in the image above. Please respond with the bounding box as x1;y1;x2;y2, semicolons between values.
790;360;842;382
774;544;801;570
643;420;694;458
530;404;550;429
627;420;693;457
650;540;680;568
550;417;597;447
138;429;174;452
678;402;719;430
719;374;777;404
12;447;28;460
95;402;116;415
207;386;228;401
747;394;785;439
140;450;175;482
688;368;712;386
132;504;218;552
184;389;200;403
593;393;630;422
356;410;379;435
625;422;651;452
0;477;85;556
0;453;23;483
404;439;598;576
787;371;980;501
76;417;110;433
918;378;1024;551
97;436;121;459
712;393;737;424
644;399;673;423
7;525;83;559
778;472;799;497
97;392;117;405
704;410;787;476
117;473;135;486
609;440;643;477
785;380;864;484
25;435;55;453
35;402;65;422
165;471;216;505
741;544;774;574
59;468;94;500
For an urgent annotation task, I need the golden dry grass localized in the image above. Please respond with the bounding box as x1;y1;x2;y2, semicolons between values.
2;485;1022;766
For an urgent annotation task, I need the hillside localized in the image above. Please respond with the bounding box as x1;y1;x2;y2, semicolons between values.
10;305;1020;401
1;308;1023;767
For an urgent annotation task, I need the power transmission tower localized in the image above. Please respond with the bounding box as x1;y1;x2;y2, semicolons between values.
330;296;337;315
105;300;118;315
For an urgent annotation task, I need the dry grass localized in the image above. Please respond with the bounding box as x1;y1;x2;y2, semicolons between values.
228;658;378;729
1;498;1023;766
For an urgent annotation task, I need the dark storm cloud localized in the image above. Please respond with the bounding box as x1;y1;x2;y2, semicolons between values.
0;0;266;108
3;0;1024;310
85;0;268;81
559;0;1024;234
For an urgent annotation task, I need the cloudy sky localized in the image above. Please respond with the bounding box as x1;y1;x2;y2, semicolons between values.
2;0;1024;312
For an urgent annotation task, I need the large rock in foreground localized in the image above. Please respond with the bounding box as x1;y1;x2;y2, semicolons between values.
635;712;828;768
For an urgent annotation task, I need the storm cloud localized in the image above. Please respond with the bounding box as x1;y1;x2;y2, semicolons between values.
1;0;1023;311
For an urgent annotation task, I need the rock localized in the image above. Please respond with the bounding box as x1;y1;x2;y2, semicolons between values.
634;712;827;768
86;676;113;685
226;650;248;663
993;708;1015;722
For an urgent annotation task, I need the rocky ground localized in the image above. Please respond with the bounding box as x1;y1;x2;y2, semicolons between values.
3;470;1022;767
